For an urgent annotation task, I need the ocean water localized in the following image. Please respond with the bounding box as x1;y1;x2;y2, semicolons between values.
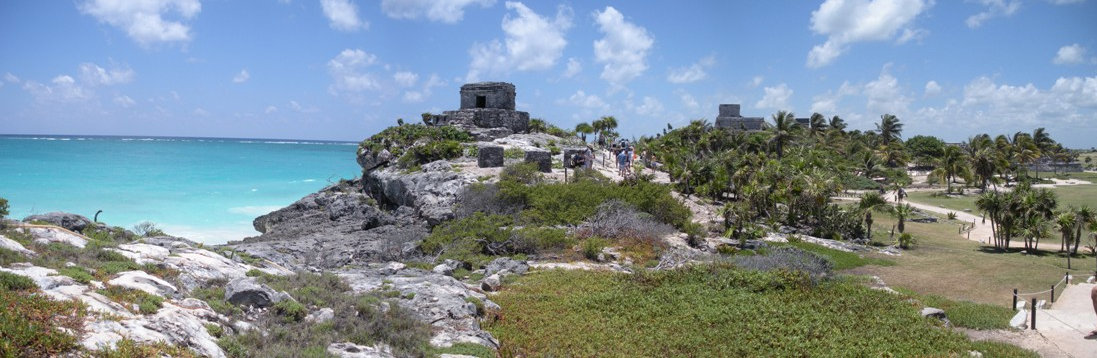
0;135;360;244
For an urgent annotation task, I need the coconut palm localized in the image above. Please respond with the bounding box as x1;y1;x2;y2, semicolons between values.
1073;206;1095;254
574;122;594;142
859;192;888;241
808;112;827;139
876;114;903;146
829;115;847;132
893;204;914;234
976;191;1003;248
971;147;1005;192
768;110;799;159
930;145;971;193
1055;209;1077;253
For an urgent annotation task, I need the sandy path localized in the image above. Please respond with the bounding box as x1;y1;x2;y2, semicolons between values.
1030;282;1097;357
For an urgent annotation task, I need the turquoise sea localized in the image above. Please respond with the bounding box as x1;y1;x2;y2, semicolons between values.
0;135;360;244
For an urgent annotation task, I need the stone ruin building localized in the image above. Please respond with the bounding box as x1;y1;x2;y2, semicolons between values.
425;82;530;140
714;104;767;131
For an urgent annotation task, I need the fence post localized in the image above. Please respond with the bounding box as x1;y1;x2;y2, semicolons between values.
1012;289;1018;311
564;164;568;183
1030;298;1037;330
1051;284;1055;303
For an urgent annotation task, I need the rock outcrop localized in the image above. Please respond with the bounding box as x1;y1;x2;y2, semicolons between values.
23;212;94;232
362;161;478;226
224;277;289;308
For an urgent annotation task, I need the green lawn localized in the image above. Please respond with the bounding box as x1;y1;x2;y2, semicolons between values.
850;211;1095;308
486;265;1036;357
905;191;979;213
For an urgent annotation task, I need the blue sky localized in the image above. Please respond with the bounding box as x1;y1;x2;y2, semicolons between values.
1;0;1095;147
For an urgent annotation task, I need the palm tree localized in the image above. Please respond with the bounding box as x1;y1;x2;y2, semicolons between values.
859;192;888;241
976;191;1003;248
574;122;594;142
1032;127;1055;155
930;145;971;193
893;204;914;234
828;115;847;132
1073;206;1095;254
768;110;799;159
808;112;827;139
876;114;903;146
1055;209;1077;252
971;147;1004;192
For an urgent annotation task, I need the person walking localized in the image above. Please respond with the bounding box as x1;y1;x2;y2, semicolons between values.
617;147;629;177
1090;285;1097;337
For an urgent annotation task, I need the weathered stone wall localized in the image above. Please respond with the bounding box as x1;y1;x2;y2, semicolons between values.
436;108;529;133
1028;162;1083;173
719;104;741;117
460;82;516;110
524;150;551;173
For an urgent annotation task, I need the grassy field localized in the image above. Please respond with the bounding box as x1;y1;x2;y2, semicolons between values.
850;211;1095;308
486;265;1036;357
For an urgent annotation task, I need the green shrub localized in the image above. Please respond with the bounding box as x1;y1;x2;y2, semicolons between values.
205;323;224;338
273;300;307;323
359;124;472;164
419;213;514;264
503;148;525;159
512;227;573;252
0;197;8;220
894;288;1015;330
581;238;608;260
93;338;199;358
58;266;94;284
486;264;1027;357
0;271;35;291
245;268;265;277
500;162;543;184
397;139;464;168
98;285;163;315
898;233;916;249
132;221;165;237
0;288;86;357
783;241;894;270
192;283;241;317
0;247;29;266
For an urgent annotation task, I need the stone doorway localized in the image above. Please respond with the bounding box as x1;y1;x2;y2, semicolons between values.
476;95;486;108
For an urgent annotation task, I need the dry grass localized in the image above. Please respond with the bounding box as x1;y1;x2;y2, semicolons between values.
849;211;1095;307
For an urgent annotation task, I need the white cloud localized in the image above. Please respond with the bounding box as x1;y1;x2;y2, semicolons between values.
633;96;664;116
751;76;764;87
667;55;715;84
79;0;201;46
966;0;1021;28
193;107;209;116
676;89;700;110
561;90;608;109
79;63;135;86
23;75;92;102
1047;0;1084;4
381;0;495;24
327;49;380;95
562;57;582;78
113;94;136;108
1053;43;1088;65
321;0;368;31
924;80;941;96
810;81;858;114
232;69;250;83
807;0;931;68
393;71;418;87
288;100;319;113
864;68;910;115
919;75;1097;130
4;73;19;84
593;6;654;87
756;83;793;110
265;105;278;114
466;2;572;81
896;28;929;44
403;74;444;102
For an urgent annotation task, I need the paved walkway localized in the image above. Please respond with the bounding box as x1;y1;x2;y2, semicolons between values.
1033;282;1097;357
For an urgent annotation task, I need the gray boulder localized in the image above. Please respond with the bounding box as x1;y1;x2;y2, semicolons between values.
356;148;394;173
432;259;466;276
327;342;394;358
23;212;94;232
524;150;551;173
480;274;502;292
477;146;504;168
306;307;335;323
0;234;36;257
921;307;950;327
224;277;286;308
483;257;529;277
363;162;478;226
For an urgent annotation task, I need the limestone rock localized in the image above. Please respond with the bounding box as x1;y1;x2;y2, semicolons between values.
381;261;406;275
921;307;950;327
483;257;529;277
108;243;171;265
23;212;93;232
477;145;504;168
339;265;499;349
82;301;226;358
327;342;394;358
28;226;88;248
224;277;285;308
357;148;394;173
0;234;36;257
306;307;335;323
432;259;465;276
363;164;478;226
524;150;551;173
108;270;179;298
480;274;502;292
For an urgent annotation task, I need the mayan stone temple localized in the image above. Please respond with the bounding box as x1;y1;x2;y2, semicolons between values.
714;104;767;131
426;82;531;140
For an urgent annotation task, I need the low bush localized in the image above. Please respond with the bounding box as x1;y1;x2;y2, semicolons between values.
486;264;1035;357
92;338;198;358
731;246;833;281
0;287;86;357
573;200;674;242
0;247;29;266
580;238;608;260
894;288;1015;330
98;285;164;314
419;213;514;265
899;232;916;249
782;241;894;270
504;178;691;229
397;140;464;168
58;266;95;284
132;221;166;237
503;148;525;159
273;300;307;323
0;271;35;291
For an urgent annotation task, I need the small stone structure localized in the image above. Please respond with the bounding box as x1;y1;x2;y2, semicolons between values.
477;146;504;168
714;104;766;131
426;82;530;140
563;148;585;169
524;150;552;173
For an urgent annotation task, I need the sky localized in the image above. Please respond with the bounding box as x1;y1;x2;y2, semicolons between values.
1;0;1095;148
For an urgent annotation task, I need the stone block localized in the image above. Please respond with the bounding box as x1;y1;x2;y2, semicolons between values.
524;150;551;173
563;148;586;168
718;104;741;117
478;146;504;168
